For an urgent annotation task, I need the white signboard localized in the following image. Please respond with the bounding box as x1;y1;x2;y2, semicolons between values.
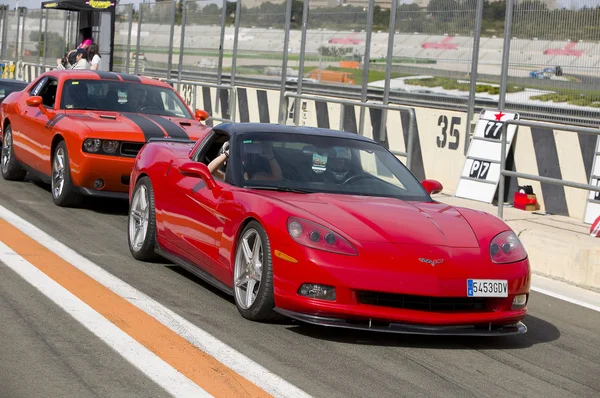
455;110;519;203
583;136;600;224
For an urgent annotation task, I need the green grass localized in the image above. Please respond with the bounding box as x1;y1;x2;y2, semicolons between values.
403;77;524;95
530;92;600;108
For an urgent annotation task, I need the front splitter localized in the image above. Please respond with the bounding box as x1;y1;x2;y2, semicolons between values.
274;308;527;336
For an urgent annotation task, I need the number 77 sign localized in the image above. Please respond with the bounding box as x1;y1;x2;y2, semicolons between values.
455;110;520;203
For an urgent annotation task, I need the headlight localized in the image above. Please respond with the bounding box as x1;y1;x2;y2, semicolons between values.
490;231;527;264
102;140;119;153
83;139;121;155
83;138;101;153
287;217;357;256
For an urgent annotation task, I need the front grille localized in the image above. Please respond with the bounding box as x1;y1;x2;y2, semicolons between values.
120;142;144;157
358;291;487;312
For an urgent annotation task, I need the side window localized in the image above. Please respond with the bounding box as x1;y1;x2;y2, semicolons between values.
29;77;48;96
37;79;59;108
193;131;228;164
193;130;230;181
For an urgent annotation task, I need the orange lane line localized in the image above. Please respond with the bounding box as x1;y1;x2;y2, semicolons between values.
0;218;271;398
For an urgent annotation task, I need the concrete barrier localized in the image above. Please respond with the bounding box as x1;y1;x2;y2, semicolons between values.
185;84;596;221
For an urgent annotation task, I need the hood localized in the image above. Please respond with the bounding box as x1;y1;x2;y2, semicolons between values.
63;111;210;141
266;193;480;248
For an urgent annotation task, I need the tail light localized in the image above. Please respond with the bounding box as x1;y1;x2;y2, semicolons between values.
287;217;357;256
490;231;527;264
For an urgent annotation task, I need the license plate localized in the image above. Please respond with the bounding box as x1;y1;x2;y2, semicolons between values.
467;279;508;297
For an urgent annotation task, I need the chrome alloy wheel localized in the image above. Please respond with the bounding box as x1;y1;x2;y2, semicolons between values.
1;130;12;174
129;185;150;252
51;146;66;198
234;228;263;309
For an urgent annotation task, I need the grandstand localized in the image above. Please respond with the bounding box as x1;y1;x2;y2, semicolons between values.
11;18;600;79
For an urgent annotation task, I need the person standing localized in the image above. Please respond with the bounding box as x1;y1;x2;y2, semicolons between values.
88;44;102;71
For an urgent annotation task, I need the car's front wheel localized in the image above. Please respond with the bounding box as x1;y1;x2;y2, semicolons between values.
1;124;27;181
51;140;81;207
233;220;278;321
128;176;160;262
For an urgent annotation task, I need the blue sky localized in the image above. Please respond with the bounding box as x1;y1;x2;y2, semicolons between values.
2;0;599;10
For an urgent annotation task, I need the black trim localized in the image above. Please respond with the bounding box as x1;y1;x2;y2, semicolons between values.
274;308;527;336
77;187;129;199
122;113;166;141
117;73;141;83
93;71;121;81
21;164;51;184
154;248;234;296
143;115;190;139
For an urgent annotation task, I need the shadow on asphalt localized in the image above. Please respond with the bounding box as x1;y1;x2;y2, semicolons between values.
27;177;130;216
284;314;560;348
162;262;561;341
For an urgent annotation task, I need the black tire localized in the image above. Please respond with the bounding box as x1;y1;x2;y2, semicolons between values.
1;124;27;181
233;220;279;322
127;176;160;262
51;140;81;207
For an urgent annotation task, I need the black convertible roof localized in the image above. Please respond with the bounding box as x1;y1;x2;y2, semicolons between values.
215;123;376;143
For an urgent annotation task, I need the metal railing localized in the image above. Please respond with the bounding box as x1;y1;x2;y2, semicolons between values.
284;92;416;172
164;79;236;124
498;120;600;219
17;61;48;81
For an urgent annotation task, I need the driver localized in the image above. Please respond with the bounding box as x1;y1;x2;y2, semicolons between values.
323;146;352;183
127;88;145;112
208;141;229;180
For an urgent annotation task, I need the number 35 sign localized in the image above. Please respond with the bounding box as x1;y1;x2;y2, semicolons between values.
455;110;519;203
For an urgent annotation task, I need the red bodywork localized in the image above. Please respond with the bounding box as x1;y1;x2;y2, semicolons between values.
1;70;211;198
131;128;531;336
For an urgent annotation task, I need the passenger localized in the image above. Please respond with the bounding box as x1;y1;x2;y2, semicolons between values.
242;141;282;181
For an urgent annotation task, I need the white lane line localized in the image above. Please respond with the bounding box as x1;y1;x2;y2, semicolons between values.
0;240;211;398
0;204;312;398
531;286;600;313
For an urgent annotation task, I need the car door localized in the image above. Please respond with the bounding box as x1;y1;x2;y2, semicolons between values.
30;77;60;175
163;130;230;271
10;76;48;171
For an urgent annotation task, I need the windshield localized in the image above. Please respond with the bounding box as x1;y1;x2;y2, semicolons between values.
232;132;430;201
60;79;193;119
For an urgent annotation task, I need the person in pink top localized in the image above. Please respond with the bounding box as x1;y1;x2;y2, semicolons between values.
58;27;94;68
78;27;94;50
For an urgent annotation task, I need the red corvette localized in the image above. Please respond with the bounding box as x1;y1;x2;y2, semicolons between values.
1;70;210;206
128;123;530;336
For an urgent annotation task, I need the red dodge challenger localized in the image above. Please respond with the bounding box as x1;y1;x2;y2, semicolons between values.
127;122;531;336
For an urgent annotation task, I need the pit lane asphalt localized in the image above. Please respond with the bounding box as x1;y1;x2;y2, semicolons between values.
1;175;599;398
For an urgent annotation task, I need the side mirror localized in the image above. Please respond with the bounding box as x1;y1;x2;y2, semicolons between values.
421;179;443;195
179;162;216;190
26;96;43;107
195;109;209;121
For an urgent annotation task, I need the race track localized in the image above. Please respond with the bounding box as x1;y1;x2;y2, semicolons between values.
0;175;599;398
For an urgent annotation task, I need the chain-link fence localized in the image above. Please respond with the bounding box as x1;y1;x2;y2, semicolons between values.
0;0;599;126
